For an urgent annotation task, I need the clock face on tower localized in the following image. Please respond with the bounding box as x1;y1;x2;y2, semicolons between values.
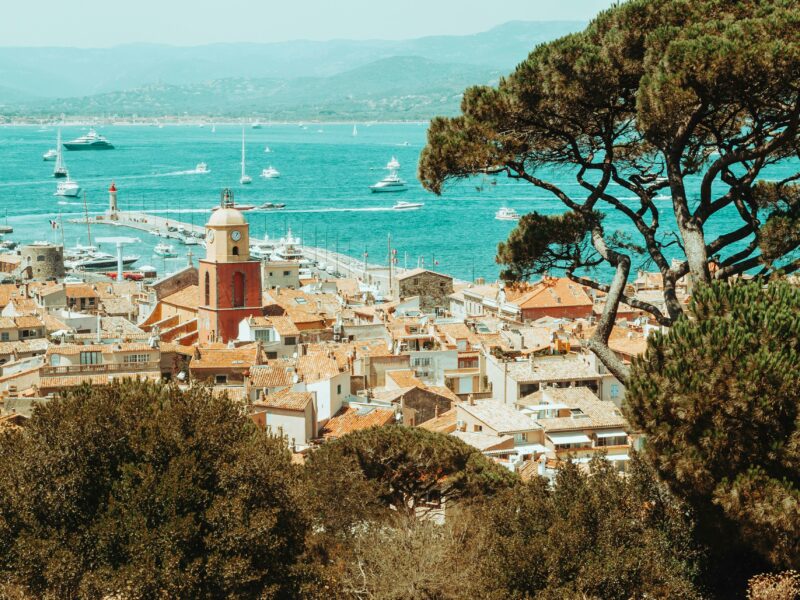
207;229;215;243
230;230;242;242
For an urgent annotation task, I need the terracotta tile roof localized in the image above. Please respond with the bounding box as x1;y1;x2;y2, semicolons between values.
0;284;22;307
161;285;199;311
14;316;44;329
370;386;417;403
0;317;15;329
40;313;70;334
247;316;273;327
64;284;100;299
320;405;395;439
248;364;296;388
522;387;629;432
0;339;49;356
256;388;312;412
451;430;514;452
191;343;260;370
386;369;423;388
270;316;300;337
297;353;340;383
436;322;472;340
418;408;457;433
459;400;541;434
39;371;161;389
159;342;196;356
505;354;600;383
305;342;355;370
509;278;592;310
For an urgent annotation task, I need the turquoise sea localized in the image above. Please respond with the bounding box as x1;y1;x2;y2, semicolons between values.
0;123;795;281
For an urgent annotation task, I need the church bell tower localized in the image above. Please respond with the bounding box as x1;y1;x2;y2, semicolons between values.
197;189;263;343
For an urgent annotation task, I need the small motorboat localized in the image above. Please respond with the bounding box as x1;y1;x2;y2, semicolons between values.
43;149;57;161
495;207;520;221
195;162;210;174
260;166;280;179
393;201;424;210
154;243;178;258
258;202;286;210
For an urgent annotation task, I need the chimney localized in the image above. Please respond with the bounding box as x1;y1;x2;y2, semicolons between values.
468;393;475;406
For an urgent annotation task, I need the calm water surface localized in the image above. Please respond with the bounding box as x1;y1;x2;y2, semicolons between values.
0;123;794;281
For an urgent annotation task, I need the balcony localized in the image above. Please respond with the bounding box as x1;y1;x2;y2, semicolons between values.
42;361;161;376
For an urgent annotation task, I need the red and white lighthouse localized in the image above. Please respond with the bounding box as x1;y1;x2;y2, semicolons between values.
108;181;118;215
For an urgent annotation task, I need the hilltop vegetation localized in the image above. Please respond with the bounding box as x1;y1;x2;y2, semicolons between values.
0;21;583;120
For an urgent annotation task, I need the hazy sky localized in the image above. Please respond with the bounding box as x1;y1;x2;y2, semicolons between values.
3;0;616;47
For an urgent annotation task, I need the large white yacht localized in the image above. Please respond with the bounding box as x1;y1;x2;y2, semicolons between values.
250;234;277;260
271;227;304;261
495;207;521;221
65;243;139;270
371;156;408;193
63;129;114;150
371;172;407;193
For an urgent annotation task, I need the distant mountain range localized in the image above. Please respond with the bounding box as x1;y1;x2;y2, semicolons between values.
0;21;584;120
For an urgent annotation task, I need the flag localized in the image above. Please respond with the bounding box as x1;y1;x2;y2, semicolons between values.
49;220;59;229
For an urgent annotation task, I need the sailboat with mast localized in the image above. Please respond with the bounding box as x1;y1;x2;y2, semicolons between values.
240;129;252;185
53;129;68;178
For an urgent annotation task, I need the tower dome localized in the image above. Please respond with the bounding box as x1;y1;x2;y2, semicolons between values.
208;207;247;227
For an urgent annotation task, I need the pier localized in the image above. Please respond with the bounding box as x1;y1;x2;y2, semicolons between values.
71;209;464;294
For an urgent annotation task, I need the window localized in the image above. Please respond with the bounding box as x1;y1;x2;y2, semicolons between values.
283;270;290;276
337;384;342;395
0;332;8;342
254;329;273;342
232;272;245;307
232;246;239;256
610;383;620;399
513;433;526;444
269;272;274;276
204;272;210;305
283;336;297;346
37;255;45;262
412;357;432;367
266;352;278;360
473;424;483;432
79;351;102;365
215;375;227;384
123;354;149;364
596;435;628;447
